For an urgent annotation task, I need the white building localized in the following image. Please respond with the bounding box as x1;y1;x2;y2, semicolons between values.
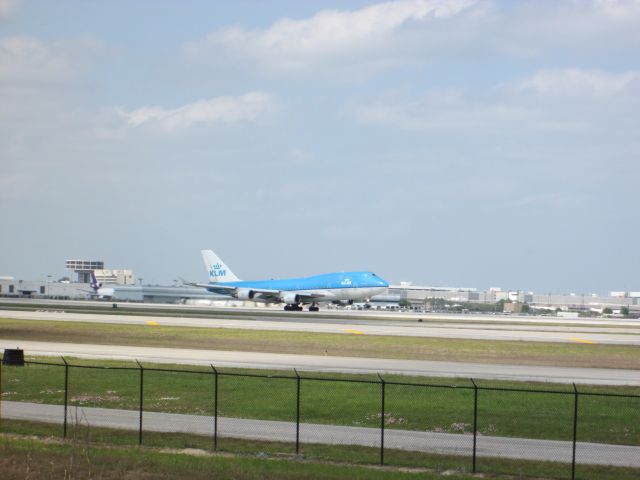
94;269;135;285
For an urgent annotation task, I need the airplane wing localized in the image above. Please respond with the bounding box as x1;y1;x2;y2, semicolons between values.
186;282;244;292
187;282;280;295
187;282;328;302
295;292;327;299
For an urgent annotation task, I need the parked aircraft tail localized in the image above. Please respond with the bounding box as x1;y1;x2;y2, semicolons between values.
90;271;102;293
201;249;240;283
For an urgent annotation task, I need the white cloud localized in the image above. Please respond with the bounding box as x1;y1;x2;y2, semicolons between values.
353;69;640;133
0;0;20;19
185;0;480;72
185;0;640;77
118;92;275;131
512;69;640;97
0;36;72;83
354;88;535;132
0;34;104;86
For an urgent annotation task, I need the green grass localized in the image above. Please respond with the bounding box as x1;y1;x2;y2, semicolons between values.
2;357;640;446
1;421;639;480
2;317;640;368
1;433;476;480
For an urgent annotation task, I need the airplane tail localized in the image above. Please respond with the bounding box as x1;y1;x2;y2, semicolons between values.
201;249;240;283
90;271;102;293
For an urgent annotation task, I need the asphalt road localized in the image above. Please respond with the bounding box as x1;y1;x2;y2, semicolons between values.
2;401;638;467
3;339;639;385
4;309;640;345
3;297;640;325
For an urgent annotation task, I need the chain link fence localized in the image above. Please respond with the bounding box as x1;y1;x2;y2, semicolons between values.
2;356;639;479
385;381;474;471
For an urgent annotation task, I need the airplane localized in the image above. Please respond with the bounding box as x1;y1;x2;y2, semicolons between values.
90;271;102;294
190;250;389;311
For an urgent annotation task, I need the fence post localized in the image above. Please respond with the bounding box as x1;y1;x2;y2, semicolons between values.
378;373;386;466
211;365;218;451
471;378;478;473
62;357;69;438
136;360;143;446
572;383;578;480
294;369;301;455
0;353;3;431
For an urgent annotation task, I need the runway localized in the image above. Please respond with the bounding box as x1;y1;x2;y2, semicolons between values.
3;401;638;467
3;339;639;385
4;309;640;345
3;298;640;325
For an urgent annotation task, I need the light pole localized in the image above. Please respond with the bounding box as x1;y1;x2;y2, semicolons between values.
47;275;52;297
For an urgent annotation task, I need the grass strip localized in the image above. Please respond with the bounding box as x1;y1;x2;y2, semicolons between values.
2;356;640;445
0;431;469;480
2;317;639;369
2;422;639;480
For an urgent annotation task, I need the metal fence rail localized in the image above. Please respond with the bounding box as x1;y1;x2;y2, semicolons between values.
1;357;639;479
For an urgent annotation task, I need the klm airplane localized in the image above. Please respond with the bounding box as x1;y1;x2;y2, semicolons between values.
191;250;389;312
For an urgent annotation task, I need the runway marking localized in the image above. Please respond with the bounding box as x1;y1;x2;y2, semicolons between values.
569;337;595;344
147;321;159;326
345;329;364;335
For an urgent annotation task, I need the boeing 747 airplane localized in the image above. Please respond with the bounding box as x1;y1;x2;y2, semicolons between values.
191;250;389;311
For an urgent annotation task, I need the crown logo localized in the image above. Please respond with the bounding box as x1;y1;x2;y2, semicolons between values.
212;263;222;270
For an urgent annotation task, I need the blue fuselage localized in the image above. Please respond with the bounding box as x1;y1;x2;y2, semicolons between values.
206;271;389;304
215;271;387;291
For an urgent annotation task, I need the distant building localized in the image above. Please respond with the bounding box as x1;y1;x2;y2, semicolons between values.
0;279;90;299
94;269;135;285
65;260;104;283
557;311;580;319
66;259;135;285
503;302;524;313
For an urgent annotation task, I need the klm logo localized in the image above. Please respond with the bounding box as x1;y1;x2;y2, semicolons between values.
210;263;226;278
341;278;352;286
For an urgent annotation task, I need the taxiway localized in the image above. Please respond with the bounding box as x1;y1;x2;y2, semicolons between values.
2;339;639;385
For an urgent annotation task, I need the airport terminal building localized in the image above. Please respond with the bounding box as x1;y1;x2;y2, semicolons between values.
1;276;638;313
1;259;638;312
390;284;639;312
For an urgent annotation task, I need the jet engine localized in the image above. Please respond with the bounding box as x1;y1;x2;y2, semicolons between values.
280;292;300;305
332;300;353;306
235;289;256;300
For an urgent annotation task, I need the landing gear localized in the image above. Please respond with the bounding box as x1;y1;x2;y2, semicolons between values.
284;304;303;311
309;304;319;312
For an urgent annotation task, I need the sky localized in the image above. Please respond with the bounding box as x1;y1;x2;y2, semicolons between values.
0;0;638;293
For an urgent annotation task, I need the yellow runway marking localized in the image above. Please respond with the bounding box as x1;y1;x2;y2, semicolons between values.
345;329;364;335
569;337;595;344
147;321;159;326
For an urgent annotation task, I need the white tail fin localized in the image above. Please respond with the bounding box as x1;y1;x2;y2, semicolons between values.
201;249;240;283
